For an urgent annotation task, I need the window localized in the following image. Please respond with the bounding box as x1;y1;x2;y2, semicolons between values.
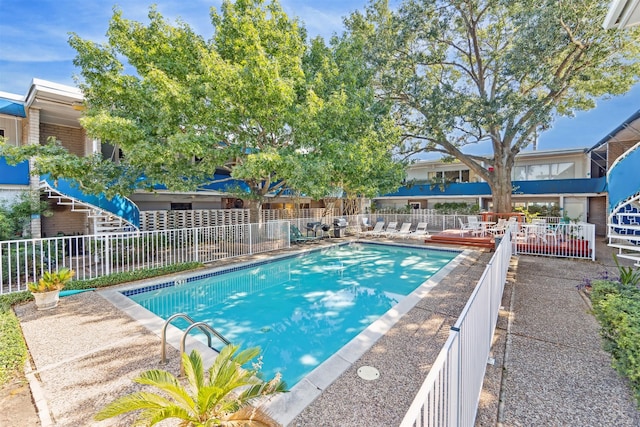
551;162;574;179
170;203;192;211
528;164;550;180
428;169;470;183
0;129;4;138
512;162;575;181
513;166;526;181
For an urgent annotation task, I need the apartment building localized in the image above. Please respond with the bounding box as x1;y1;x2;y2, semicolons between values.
0;79;318;238
374;147;607;231
1;78;638;240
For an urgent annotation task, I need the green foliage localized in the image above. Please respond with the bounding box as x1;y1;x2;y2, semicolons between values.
95;345;287;426
613;253;640;287
524;204;562;218
0;1;406;213
292;33;406;201
0;191;52;240
347;0;640;212
433;202;479;214
0;307;28;384
514;206;541;223
65;262;204;291
590;279;640;405
27;268;75;293
0;292;33;313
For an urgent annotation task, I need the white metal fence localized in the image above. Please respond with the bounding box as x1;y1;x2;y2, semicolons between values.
400;228;513;427
0;221;290;295
511;221;595;261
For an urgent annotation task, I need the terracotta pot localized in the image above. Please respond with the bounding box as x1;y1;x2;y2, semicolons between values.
32;290;61;310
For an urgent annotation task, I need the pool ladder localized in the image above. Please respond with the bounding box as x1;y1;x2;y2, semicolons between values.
160;313;230;376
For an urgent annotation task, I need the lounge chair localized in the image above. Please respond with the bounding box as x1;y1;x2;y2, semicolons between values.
361;221;385;237
290;225;319;244
389;222;412;238
381;221;399;237
408;222;430;239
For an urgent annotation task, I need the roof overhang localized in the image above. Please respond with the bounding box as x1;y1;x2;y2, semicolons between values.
588;109;640;152
24;79;85;128
603;0;640;29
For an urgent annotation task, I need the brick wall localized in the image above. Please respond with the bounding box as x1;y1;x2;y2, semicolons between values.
41;204;88;237
37;123;88;236
40;123;86;156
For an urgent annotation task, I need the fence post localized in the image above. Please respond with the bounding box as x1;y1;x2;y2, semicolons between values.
451;326;462;427
249;224;253;255
193;228;199;262
104;235;111;275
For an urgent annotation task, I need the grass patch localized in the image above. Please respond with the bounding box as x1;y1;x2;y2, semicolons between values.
0;261;204;387
0;306;29;384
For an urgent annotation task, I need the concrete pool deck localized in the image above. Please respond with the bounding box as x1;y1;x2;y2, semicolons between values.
12;238;640;426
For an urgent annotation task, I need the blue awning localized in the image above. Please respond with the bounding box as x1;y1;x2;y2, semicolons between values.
0;99;26;118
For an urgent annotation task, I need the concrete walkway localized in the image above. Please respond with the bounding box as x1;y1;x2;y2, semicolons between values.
11;239;640;426
489;242;640;426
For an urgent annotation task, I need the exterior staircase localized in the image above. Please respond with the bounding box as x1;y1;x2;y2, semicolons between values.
607;142;640;265
40;175;140;234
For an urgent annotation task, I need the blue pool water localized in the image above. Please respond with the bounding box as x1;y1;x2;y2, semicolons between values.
124;243;457;386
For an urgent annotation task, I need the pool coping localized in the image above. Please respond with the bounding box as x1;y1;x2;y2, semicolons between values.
99;241;472;426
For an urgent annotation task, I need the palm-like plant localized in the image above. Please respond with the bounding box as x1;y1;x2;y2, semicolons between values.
95;344;287;426
28;268;75;293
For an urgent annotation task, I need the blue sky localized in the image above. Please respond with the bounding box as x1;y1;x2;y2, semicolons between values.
0;0;638;154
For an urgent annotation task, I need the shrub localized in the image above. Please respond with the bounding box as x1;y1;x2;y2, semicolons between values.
590;279;640;405
433;202;478;214
95;346;286;425
65;262;203;290
0;192;52;240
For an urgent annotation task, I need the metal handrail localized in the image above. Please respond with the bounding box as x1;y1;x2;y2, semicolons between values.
160;313;230;369
180;322;231;376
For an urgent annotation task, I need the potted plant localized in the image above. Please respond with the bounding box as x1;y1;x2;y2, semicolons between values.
28;268;75;310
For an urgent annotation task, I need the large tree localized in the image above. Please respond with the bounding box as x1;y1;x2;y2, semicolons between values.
292;32;406;214
348;0;640;212
67;0;310;221
0;0;405;221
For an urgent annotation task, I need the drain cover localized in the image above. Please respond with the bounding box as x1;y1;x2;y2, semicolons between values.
357;366;380;381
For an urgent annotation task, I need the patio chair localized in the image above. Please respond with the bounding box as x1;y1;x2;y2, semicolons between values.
458;218;481;237
390;222;412;238
361;221;385;237
489;218;508;236
408;222;430;239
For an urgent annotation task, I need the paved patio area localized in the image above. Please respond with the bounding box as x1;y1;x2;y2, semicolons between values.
10;238;640;426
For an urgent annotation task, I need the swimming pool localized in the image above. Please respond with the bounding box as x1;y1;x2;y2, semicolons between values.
121;242;459;386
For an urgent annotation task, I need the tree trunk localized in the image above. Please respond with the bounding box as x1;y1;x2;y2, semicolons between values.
343;198;359;215
248;199;262;223
488;164;513;213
